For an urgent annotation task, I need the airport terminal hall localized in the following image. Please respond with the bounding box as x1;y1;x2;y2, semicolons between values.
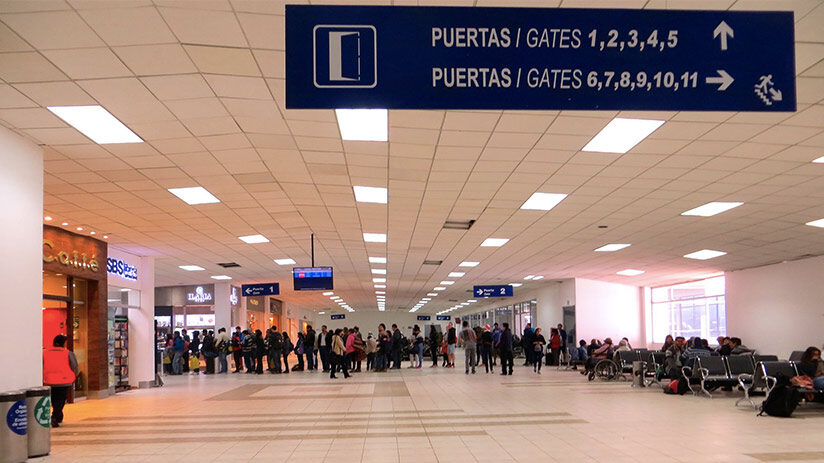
2;0;824;462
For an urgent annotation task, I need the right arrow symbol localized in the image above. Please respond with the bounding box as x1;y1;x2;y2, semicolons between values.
714;21;734;50
706;70;734;91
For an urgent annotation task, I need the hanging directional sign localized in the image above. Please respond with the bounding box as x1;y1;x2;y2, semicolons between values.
474;285;514;298
286;6;795;111
417;315;431;321
331;314;345;320
436;315;451;321
241;283;280;297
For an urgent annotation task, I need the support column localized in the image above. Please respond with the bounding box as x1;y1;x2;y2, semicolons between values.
214;282;231;333
0;127;43;392
129;256;155;388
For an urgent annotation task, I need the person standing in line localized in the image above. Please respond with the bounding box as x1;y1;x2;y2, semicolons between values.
549;328;562;366
497;323;514;375
533;328;547;374
491;323;502;367
254;329;265;374
305;325;316;371
390;324;403;369
353;326;365;372
375;324;390;372
480;325;494;374
366;333;377;371
318;325;332;372
188;330;200;374
459;321;477;375
293;332;306;371
231;327;243;373
163;334;174;375
446;322;457;368
281;331;293;373
172;331;184;375
428;326;442;368
409;325;424;369
266;327;283;373
43;335;78;428
202;330;217;374
214;327;230;374
330;328;350;379
522;323;534;367
241;330;255;373
181;329;191;373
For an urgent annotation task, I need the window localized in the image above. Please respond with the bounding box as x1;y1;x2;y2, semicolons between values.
650;276;726;343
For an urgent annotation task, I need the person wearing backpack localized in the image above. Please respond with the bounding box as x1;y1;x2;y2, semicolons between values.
330;328;350;379
429;326;442;368
293;332;305;371
305;325;317;371
241;330;255;373
201;330;217;374
266;327;283;373
281;332;293;373
390;324;403;369
231;327;243;373
215;327;230;374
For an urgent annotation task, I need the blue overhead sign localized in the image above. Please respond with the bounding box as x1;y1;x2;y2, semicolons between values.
417;315;431;321
286;6;795;111
241;283;279;297
331;314;345;320
474;285;514;298
436;315;451;321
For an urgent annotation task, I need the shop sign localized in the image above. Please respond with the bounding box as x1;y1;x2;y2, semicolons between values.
34;396;50;428
187;286;213;303
106;257;137;281
6;400;26;435
43;239;99;272
229;287;239;306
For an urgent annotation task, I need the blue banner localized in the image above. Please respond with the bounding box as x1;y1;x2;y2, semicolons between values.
331;314;345;320
436;315;451;321
474;285;514;298
416;315;431;321
286;6;794;111
241;283;279;297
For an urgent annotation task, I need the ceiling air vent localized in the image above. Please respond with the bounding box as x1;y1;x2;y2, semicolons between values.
443;219;475;230
423;260;442;265
217;262;241;268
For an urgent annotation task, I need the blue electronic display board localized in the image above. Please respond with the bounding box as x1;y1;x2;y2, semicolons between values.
293;267;334;291
286;6;795;111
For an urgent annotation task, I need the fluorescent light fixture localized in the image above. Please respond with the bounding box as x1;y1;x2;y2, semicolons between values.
168;186;220;205
239;234;269;244
363;233;387;243
371;269;387;275
434;287;446;291
467;300;477;303
335;109;388;141
373;278;386;283
461;302;470;306
459;261;480;267
374;284;386;289
481;238;509;247
330;296;341;300
617;269;645;276
682;202;743;217
805;218;824;228
61;222;68;226
76;227;83;231
322;292;334;296
369;257;387;264
179;265;204;271
47;105;143;144
120;288;131;292
427;293;438;297
532;276;544;280
812;156;824;164
684;249;727;260
520;192;568;211
375;291;385;294
595;243;631;252
509;283;523;287
524;275;535;280
274;258;296;265
353;185;388;204
440;281;455;285
338;301;346;305
318;312;326;315
422;298;431;301
44;216;53;221
211;275;232;280
582;117;665;154
448;272;465;278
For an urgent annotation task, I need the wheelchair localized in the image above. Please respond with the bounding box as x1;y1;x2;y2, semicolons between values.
584;351;634;382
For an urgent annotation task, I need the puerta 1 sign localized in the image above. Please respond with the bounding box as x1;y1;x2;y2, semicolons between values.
285;6;795;111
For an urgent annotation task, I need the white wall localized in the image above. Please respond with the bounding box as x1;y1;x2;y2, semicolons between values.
130;256;155;387
726;256;824;358
313;311;449;335
0;127;43;392
574;278;644;348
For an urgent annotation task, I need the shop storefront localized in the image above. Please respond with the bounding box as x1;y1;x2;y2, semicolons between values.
246;296;264;331
105;248;147;392
155;285;216;334
42;226;108;399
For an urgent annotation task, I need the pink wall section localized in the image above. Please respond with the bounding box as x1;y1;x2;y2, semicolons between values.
574;278;644;348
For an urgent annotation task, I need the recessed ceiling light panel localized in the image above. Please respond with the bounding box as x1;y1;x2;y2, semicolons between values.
481;238;509;247
684;249;727;260
179;265;205;271
363;233;387;243
336;109;388;141
238;234;269;244
682;202;743;217
617;269;645;276
520;192;568;211
369;257;387;264
168;187;220;205
211;275;232;280
582;117;664;154
459;261;480;267
47;105;143;144
448;272;465;278
274;258;296;265
594;243;631;252
353;185;388;204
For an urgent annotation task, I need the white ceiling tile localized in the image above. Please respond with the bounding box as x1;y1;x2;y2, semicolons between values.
42;47;132;79
158;6;246;47
183;44;260;76
114;44;198;75
0;83;37;107
236;12;284;50
78;77;176;124
79;6;176;46
0;51;67;82
141;74;214;100
0;10;103;49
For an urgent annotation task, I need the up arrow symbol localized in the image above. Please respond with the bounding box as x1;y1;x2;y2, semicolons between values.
713;21;734;51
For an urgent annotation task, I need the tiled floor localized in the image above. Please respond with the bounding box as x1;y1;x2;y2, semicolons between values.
38;357;824;463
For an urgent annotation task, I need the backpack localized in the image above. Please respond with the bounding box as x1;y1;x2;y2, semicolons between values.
663;378;689;395
759;375;802;417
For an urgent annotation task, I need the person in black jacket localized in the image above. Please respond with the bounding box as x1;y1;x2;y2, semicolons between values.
497;323;514;375
390;324;402;369
281;332;292;373
201;330;216;374
254;329;265;374
305;325;317;371
429;326;442;368
266;327;282;373
318;325;333;372
522;323;534;367
480;325;494;374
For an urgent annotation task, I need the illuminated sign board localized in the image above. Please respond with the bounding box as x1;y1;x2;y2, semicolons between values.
107;257;137;281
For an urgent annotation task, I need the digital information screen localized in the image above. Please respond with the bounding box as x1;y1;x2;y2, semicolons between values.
293;267;334;291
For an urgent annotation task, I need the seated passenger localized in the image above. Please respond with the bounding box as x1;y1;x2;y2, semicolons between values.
664;336;686;379
587;338;601;356
718;337;732;356
582;338;614;378
796;346;824;391
621;337;632;350
729;337;754;355
681;337;711;368
615;339;631;353
662;334;675;352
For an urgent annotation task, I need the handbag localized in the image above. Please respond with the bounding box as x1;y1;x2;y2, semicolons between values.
534;344;543;352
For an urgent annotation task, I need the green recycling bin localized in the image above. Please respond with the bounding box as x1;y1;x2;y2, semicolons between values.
0;391;27;463
27;387;51;457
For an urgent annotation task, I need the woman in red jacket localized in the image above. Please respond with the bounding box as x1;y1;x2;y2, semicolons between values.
549;328;563;366
43;335;79;428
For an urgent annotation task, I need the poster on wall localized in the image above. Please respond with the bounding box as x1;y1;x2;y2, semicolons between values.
185;314;216;327
174;315;185;328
